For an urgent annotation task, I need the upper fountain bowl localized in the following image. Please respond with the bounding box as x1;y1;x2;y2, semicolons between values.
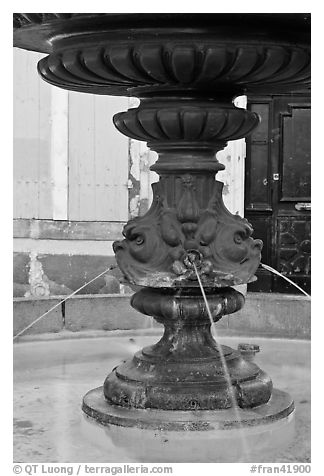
13;13;310;98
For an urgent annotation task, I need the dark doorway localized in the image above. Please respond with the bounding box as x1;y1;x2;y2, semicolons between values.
245;95;311;294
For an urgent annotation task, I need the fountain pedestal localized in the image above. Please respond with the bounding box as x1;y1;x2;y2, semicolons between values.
14;13;310;458
104;288;272;412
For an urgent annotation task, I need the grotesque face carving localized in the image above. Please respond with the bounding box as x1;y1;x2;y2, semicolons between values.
113;180;262;287
121;222;161;264
201;216;263;284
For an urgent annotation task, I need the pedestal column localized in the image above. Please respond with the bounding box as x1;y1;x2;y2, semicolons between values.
102;96;272;411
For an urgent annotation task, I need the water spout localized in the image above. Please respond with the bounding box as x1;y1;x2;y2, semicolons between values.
261;263;310;299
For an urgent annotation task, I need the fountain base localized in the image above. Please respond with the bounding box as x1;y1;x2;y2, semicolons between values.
83;386;293;431
82;387;295;461
102;287;273;411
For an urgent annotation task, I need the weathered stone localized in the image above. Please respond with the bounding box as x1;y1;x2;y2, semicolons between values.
98;274;120;294
13;282;29;297
13;219;124;241
229;293;311;338
64;295;153;332
13;297;63;336
38;255;118;294
13;252;29;285
13;252;119;296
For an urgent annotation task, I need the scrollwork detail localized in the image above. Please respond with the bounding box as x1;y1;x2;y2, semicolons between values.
113;177;262;288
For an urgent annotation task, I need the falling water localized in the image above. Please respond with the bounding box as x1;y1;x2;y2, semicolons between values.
261;263;311;299
192;262;250;460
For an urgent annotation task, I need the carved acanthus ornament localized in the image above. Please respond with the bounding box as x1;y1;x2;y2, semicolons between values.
114;176;262;287
113;99;263;288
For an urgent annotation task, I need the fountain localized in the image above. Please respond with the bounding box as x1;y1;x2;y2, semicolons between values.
14;13;310;460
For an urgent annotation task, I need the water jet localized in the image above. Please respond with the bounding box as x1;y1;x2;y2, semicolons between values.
13;13;310;461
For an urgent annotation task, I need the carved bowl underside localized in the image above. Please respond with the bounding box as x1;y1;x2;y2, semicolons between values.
13;13;310;97
36;42;310;97
114;102;260;145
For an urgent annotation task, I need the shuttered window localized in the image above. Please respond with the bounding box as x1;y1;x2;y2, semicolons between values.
13;49;129;222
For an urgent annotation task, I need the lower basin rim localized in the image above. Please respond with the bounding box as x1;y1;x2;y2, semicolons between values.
82;386;294;431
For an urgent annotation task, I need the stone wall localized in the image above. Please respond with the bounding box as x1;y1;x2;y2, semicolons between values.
13;293;311;340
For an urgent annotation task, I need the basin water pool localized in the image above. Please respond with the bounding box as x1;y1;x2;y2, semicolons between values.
13;333;310;463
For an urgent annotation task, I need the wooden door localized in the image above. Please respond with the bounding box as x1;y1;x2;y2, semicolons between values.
245;95;311;294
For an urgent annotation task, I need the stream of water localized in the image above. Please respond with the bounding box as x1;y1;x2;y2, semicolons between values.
261;263;311;299
190;260;310;459
192;262;251;459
